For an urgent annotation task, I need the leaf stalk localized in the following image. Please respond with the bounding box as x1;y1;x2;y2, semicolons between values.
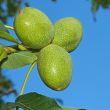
4;25;14;30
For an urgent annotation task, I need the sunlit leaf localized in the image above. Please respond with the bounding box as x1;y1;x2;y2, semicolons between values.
1;51;37;69
0;45;7;62
7;92;86;110
0;21;19;43
0;21;8;32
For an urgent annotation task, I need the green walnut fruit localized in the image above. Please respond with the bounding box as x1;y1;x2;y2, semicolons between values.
52;17;83;52
14;7;54;49
37;44;72;91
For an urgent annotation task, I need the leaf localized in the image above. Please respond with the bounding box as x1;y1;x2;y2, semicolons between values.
91;0;110;14
7;92;62;110
62;108;86;110
0;31;19;43
0;21;8;32
6;102;20;109
0;51;7;62
0;21;18;43
1;51;37;69
92;0;99;14
7;92;86;110
0;101;9;110
0;46;7;62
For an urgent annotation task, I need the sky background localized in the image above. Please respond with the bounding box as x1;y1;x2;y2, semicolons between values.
1;0;110;110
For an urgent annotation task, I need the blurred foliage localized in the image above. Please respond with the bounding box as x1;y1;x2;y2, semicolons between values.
0;69;17;109
0;0;22;23
92;0;110;14
0;0;110;23
52;0;110;13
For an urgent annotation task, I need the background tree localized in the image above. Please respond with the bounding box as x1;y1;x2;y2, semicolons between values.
92;0;110;14
0;0;22;23
0;0;110;23
0;69;16;109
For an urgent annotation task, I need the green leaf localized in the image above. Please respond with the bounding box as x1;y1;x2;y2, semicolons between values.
1;51;37;69
0;21;8;32
0;21;18;43
0;101;9;110
16;92;62;110
6;102;20;109
62;108;86;110
0;46;7;62
7;92;62;110
92;0;99;14
0;31;19;43
91;0;110;14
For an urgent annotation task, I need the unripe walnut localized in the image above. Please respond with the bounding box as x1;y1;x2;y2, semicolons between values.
14;7;54;49
52;17;83;52
37;44;72;91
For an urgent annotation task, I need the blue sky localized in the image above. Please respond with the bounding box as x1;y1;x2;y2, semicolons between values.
1;0;110;110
